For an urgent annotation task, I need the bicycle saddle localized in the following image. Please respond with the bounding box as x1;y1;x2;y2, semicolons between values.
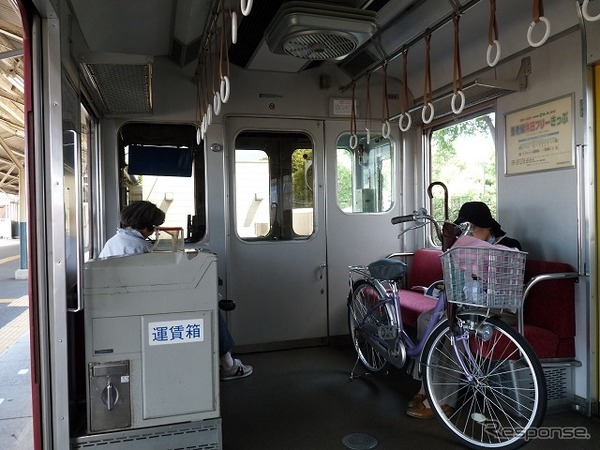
368;259;408;280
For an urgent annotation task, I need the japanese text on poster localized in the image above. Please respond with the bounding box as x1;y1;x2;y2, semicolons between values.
505;95;573;175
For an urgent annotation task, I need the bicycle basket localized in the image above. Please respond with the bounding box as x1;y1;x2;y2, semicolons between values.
441;246;527;308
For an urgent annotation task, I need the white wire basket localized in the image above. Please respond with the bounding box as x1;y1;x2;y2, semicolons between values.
441;246;527;308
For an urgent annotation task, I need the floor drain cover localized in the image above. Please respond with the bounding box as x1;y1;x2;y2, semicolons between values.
341;432;378;449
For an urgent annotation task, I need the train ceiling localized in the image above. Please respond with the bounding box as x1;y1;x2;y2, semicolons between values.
0;0;590;197
70;0;582;120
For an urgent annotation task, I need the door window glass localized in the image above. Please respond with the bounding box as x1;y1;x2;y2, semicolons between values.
336;133;394;213
234;132;314;240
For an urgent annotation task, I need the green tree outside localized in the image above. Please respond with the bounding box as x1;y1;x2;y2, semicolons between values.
430;113;496;223
292;149;314;207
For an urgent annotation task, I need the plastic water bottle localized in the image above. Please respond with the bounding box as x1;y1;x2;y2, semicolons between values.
464;279;481;304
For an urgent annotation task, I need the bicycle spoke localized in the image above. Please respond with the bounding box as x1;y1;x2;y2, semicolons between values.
348;280;390;372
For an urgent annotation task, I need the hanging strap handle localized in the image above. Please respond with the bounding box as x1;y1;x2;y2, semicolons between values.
423;33;431;105
401;50;409;115
381;62;390;138
211;32;222;116
422;32;434;124
528;0;550;48
399;49;411;132
488;0;499;45
452;14;465;115
350;83;358;149
452;14;462;93
219;4;231;103
486;0;501;67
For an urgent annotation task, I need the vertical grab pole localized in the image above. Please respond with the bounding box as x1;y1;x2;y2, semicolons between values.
575;144;586;276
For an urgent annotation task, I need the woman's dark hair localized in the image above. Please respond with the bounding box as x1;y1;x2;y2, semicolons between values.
119;201;165;230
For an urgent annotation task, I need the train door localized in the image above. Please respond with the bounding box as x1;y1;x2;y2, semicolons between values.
225;117;327;348
323;120;403;337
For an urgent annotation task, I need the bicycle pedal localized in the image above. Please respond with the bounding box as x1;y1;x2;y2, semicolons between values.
378;325;397;340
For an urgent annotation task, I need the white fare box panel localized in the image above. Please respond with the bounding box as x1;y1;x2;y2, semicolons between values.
142;311;215;419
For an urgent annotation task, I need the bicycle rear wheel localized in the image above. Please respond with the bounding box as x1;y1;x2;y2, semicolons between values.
422;315;546;450
348;279;390;372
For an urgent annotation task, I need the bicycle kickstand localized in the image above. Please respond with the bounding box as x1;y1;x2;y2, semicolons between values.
349;355;370;381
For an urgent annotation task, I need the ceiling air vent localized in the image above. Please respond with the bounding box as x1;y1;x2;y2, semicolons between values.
266;2;378;61
79;52;153;116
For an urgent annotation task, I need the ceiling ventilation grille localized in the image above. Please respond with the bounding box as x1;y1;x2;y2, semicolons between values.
283;32;357;60
266;2;378;61
79;53;153;116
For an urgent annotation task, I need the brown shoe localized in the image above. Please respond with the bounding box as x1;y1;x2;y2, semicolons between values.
440;403;454;416
406;399;434;419
408;393;426;408
407;400;453;419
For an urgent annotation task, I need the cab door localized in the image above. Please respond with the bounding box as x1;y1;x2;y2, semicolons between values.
224;117;327;348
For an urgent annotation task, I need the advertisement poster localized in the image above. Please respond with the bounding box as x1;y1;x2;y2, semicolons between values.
505;95;574;175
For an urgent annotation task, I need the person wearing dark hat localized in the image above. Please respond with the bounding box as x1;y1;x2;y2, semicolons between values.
406;201;521;418
454;201;521;250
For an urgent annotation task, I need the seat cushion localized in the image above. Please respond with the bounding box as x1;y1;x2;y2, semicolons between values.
522;324;560;359
406;248;443;290
523;259;576;358
398;289;438;329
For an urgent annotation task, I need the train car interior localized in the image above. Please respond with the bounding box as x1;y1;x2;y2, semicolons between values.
2;0;600;449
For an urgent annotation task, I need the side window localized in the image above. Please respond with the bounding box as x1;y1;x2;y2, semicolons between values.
118;123;205;242
234;131;314;240
336;132;394;213
429;111;497;222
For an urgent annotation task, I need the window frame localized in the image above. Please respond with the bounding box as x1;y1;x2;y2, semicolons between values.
335;131;395;214
233;130;315;242
425;107;498;245
117;122;206;243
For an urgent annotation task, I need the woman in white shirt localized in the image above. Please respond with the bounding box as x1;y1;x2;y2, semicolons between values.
98;200;165;258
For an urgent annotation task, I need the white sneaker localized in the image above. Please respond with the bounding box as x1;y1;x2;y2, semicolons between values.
221;358;253;381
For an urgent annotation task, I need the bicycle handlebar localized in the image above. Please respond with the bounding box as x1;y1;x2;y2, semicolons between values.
391;208;443;243
390;214;416;224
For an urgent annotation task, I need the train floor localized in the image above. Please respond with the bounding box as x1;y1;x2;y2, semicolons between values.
221;344;600;450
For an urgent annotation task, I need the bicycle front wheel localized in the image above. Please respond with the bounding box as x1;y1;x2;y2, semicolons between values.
348;279;390;372
422;316;546;450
